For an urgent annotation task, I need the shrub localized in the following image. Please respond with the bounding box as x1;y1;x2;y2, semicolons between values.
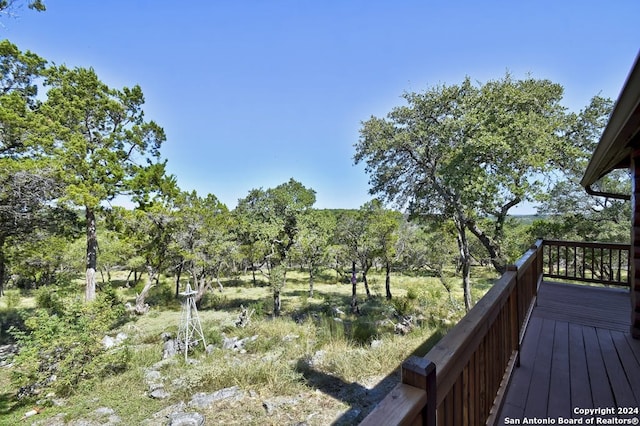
10;290;131;399
406;287;419;300
34;286;64;314
4;290;21;310
351;318;378;345
390;296;415;317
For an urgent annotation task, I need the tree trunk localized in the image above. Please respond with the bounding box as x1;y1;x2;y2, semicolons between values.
0;237;5;297
273;289;281;316
85;206;97;302
134;265;156;314
175;262;183;297
350;261;359;313
454;216;472;312
216;270;224;292
308;266;314;298
385;261;392;299
125;270;133;288
252;265;257;286
467;219;507;274
362;271;371;298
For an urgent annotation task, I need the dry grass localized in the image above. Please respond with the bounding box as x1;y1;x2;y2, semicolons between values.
0;267;498;425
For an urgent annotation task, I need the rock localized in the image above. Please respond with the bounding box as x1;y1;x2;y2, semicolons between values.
222;336;238;350
102;333;127;349
235;305;253;328
115;332;127;345
32;413;66;426
188;386;242;409
394;316;414;335
144;370;162;382
148;401;186;420
0;344;17;367
163;339;178;359
308;350;325;368
161;332;173;341
205;344;215;355
144;369;163;392
168;412;205;426
94;407;114;416
222;335;257;351
263;400;276;415
102;335;116;349
262;396;300;415
151;358;177;370
370;339;383;349
150;387;171;399
92;407;121;424
282;334;299;342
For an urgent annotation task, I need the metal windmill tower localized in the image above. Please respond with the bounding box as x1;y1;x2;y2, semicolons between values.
176;283;206;361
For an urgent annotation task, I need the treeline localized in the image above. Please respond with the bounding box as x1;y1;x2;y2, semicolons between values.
0;39;631;318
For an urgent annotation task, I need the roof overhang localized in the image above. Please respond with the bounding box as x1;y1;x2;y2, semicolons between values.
581;52;640;189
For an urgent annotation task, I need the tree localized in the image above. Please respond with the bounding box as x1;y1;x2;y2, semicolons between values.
334;201;399;306
532;96;627;242
233;189;271;286
235;179;316;315
0;0;46;15
172;190;232;301
0;40;60;296
293;209;335;297
334;208;370;310
366;202;402;299
41;65;168;301
118;203;175;314
355;74;599;310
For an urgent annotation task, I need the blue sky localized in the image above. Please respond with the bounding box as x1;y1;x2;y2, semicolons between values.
2;1;639;213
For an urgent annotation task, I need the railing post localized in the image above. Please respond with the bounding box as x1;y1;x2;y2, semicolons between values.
402;356;436;426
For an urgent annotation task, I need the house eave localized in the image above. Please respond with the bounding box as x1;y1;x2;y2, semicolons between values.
581;51;640;188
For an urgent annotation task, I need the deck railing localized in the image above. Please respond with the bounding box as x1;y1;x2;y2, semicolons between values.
360;239;630;425
542;240;629;287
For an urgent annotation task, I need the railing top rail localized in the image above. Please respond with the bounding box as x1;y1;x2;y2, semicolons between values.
543;240;630;250
512;240;543;275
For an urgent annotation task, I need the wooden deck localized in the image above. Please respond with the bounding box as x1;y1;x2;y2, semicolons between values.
497;281;640;424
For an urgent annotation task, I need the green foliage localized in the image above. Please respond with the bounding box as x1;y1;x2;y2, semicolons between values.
389;296;415;317
354;74;611;282
0;0;46;14
406;287;419;300
0;308;22;344
145;281;177;308
34;285;64;314
3;289;20;310
351;318;378;345
10;289;131;399
248;299;266;317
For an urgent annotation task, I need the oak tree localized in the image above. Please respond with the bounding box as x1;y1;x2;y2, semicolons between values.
355;74;597;310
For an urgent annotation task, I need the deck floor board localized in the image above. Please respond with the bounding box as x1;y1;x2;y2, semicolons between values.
496;281;639;425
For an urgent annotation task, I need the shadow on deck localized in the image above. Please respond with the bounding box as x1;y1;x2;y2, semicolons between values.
497;281;640;424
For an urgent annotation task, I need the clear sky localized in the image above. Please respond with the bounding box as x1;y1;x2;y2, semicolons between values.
2;1;639;213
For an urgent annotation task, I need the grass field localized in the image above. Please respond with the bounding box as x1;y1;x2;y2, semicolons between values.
0;267;498;425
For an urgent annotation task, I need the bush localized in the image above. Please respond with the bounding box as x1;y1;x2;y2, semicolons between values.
0;309;23;344
34;286;64;314
10;290;131;399
4;290;21;310
351;318;378;345
390;296;415;317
